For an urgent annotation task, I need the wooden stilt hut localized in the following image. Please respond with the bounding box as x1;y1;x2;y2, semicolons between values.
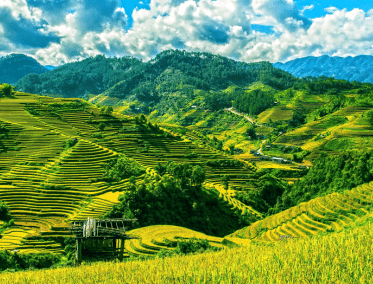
70;218;137;265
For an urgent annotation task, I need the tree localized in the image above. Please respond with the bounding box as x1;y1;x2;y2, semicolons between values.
103;155;145;182
221;175;230;190
98;122;106;131
0;201;11;221
229;145;235;155
105;106;113;116
100;106;113;116
245;126;256;139
154;162;167;176
0;84;14;96
191;165;205;186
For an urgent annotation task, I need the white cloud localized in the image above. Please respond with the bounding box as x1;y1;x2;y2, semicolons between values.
252;0;311;32
243;8;373;63
325;6;339;14
3;0;373;67
300;4;314;15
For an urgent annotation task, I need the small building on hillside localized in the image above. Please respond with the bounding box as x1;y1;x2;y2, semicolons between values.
260;155;272;161
272;157;292;164
70;218;137;265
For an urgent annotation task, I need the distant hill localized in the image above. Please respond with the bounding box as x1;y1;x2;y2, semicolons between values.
274;55;373;83
0;54;49;84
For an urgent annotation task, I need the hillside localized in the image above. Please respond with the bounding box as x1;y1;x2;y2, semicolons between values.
15;50;298;100
274;55;373;83
230;180;373;241
1;216;372;283
0;54;49;84
0;88;281;256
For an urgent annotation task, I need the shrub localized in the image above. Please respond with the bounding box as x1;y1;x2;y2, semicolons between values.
65;138;78;149
98;122;106;131
0;84;15;96
0;201;11;221
0;251;61;271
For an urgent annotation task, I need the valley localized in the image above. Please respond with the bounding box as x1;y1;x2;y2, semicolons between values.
0;50;373;282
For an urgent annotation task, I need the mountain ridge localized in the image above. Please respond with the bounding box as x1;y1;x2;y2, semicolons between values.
274;55;373;83
0;54;49;84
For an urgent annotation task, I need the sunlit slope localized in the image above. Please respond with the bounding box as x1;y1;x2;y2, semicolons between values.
0;92;260;253
124;225;228;256
2;219;372;283
229;181;373;241
275;106;373;154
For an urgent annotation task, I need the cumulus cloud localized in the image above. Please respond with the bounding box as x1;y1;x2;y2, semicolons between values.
0;6;60;48
252;0;311;32
26;0;74;24
243;8;373;63
2;0;373;66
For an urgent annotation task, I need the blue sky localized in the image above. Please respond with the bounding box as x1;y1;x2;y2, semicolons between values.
0;0;372;65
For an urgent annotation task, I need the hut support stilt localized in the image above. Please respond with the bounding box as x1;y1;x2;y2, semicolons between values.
119;239;125;261
76;238;82;265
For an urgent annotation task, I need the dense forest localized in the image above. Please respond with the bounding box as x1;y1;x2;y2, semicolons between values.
0;54;48;84
104;160;248;237
271;150;373;214
15;50;298;101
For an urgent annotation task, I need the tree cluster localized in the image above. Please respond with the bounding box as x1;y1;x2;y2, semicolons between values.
233;89;275;115
272;150;373;213
102;155;145;183
105;161;247;236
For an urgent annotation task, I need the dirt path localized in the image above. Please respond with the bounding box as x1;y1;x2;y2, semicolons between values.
226;107;257;125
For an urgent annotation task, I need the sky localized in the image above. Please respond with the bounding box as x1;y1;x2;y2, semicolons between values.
0;0;372;65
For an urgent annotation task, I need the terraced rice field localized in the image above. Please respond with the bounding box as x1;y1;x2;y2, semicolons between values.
229;181;373;241
257;106;293;124
276;106;373;155
0;92;260;254
124;225;228;256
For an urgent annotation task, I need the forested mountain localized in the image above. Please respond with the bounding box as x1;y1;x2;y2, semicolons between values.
0;54;48;84
15;50;298;99
274;55;373;83
16;55;143;98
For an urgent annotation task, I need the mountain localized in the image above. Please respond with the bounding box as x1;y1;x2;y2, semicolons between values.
0;54;49;84
15;50;297;99
274;55;373;83
15;55;144;98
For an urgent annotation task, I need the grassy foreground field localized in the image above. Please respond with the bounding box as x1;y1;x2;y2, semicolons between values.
1;218;372;284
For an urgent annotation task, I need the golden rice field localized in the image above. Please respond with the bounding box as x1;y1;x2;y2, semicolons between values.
230;181;373;242
276;106;373;152
0;92;259;253
257;106;294;124
124;225;227;256
1;219;372;284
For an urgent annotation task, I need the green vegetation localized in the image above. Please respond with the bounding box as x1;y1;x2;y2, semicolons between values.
2;50;373;277
0;201;11;222
273;151;373;213
102;155;145;182
0;251;61;271
157;238;221;258
233;89;275;115
0;84;15;96
105;162;247;237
